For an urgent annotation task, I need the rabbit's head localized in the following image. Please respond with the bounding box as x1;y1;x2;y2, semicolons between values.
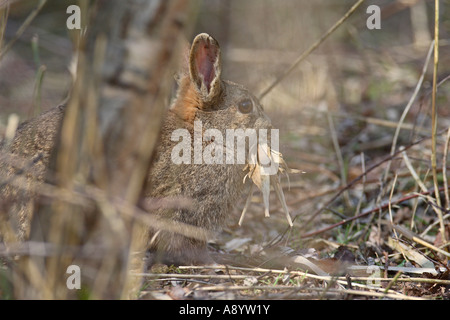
170;33;272;136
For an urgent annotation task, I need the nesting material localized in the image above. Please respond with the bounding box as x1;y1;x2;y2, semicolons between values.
240;144;301;227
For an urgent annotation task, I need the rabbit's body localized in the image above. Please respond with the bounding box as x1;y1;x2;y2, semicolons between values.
0;105;65;241
147;75;271;264
0;34;274;265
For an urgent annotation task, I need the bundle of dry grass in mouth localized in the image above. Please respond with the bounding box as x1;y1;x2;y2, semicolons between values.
240;144;302;227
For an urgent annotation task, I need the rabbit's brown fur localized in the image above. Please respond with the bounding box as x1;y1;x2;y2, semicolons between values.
0;33;273;265
0;105;65;242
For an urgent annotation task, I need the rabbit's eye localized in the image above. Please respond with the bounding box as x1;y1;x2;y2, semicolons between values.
238;99;253;114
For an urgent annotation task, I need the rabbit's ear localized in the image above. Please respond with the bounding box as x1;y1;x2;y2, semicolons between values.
189;33;222;103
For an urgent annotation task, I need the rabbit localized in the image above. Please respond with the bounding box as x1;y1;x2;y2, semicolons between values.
0;33;277;265
146;33;275;265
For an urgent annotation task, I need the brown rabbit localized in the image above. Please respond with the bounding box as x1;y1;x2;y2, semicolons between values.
0;33;277;265
146;33;275;264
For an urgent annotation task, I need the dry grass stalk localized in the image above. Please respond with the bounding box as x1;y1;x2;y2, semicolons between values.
179;265;450;285
430;0;447;246
443;128;450;211
393;224;450;259
384;41;434;183
174;265;448;300
0;2;9;52
0;0;47;60
258;0;366;99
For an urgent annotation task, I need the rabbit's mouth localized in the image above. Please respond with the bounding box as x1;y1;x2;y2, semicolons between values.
239;146;302;227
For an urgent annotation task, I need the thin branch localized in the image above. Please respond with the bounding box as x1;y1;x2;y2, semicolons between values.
0;0;47;60
443;128;450;211
393;224;450;259
327;110;350;207
431;0;446;245
258;0;366;99
383;40;434;182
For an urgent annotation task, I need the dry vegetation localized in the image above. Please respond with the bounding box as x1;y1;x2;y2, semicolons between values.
0;0;450;300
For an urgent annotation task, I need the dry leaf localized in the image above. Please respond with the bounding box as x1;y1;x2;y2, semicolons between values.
387;237;435;270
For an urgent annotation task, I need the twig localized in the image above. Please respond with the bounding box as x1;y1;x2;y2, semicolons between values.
431;0;446;246
190;284;423;300
132;273;250;280
443;128;450;211
384;271;403;294
400;150;446;240
176;265;447;300
258;0;366;99
383;40;434;183
0;2;9;52
401;148;428;192
180;265;450;286
388;174;399;239
1;172;212;243
327;110;351;207
303;108;431;133
393;224;450;259
420;213;450;238
349;152;366;232
0;241;111;259
0;0;47;60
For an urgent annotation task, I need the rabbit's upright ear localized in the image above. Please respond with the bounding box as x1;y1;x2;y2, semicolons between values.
189;33;222;103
